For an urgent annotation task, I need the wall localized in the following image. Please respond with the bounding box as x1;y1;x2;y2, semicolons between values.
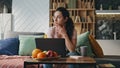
95;12;120;40
97;40;120;56
95;0;120;10
12;0;49;33
95;10;120;56
0;13;12;39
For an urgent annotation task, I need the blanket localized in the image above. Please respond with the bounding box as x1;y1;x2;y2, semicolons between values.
0;55;38;68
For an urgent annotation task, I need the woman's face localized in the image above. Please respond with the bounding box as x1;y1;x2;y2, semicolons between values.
53;11;67;26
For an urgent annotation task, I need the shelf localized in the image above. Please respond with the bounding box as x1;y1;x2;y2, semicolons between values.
50;8;95;11
50;0;95;35
74;22;94;24
96;10;120;14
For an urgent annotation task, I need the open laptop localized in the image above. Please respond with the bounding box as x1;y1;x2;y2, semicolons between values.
35;38;67;57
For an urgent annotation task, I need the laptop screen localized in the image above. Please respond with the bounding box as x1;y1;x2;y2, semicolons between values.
35;38;67;57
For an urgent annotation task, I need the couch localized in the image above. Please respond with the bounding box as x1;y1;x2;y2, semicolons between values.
0;31;120;68
95;56;120;68
0;31;45;68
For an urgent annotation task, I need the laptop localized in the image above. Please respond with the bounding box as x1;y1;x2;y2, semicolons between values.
35;38;67;57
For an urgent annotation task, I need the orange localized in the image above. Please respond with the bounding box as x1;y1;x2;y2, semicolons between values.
32;48;42;58
37;52;46;59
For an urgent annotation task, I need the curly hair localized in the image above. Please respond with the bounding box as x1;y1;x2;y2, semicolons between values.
55;7;75;40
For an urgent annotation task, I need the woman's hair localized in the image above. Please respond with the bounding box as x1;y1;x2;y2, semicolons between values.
55;7;74;40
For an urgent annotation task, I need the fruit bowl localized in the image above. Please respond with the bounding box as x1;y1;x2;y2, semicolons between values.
32;56;61;61
31;49;60;61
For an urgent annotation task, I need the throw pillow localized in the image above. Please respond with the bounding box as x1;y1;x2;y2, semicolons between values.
0;38;19;55
19;35;44;56
76;31;94;57
89;35;104;58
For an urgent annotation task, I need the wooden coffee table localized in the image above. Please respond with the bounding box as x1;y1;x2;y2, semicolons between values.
24;56;96;68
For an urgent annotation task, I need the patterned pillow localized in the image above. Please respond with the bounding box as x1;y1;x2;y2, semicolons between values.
76;31;94;57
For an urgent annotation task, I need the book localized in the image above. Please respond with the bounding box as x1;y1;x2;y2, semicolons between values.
87;16;92;22
75;16;81;23
68;0;76;8
77;0;81;8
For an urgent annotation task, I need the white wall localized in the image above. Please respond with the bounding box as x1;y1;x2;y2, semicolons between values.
12;0;49;33
0;13;12;39
97;40;120;56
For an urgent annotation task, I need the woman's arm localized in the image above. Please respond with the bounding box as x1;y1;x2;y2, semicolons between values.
56;25;77;52
63;29;77;52
47;26;77;52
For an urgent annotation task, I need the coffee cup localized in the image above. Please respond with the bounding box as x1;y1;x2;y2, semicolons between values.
80;46;87;57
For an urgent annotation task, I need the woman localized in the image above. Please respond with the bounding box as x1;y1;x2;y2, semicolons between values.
45;7;78;68
48;7;77;54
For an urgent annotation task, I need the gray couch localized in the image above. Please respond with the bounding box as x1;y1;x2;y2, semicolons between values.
1;31;120;68
95;56;120;68
4;31;45;39
0;31;45;55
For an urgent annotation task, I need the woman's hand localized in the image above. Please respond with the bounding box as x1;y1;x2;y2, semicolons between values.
54;24;67;37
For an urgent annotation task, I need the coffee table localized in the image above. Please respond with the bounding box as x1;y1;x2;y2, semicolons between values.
24;56;96;68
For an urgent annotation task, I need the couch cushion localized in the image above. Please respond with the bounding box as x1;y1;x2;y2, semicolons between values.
18;35;44;56
0;38;19;55
89;35;104;58
76;31;94;57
